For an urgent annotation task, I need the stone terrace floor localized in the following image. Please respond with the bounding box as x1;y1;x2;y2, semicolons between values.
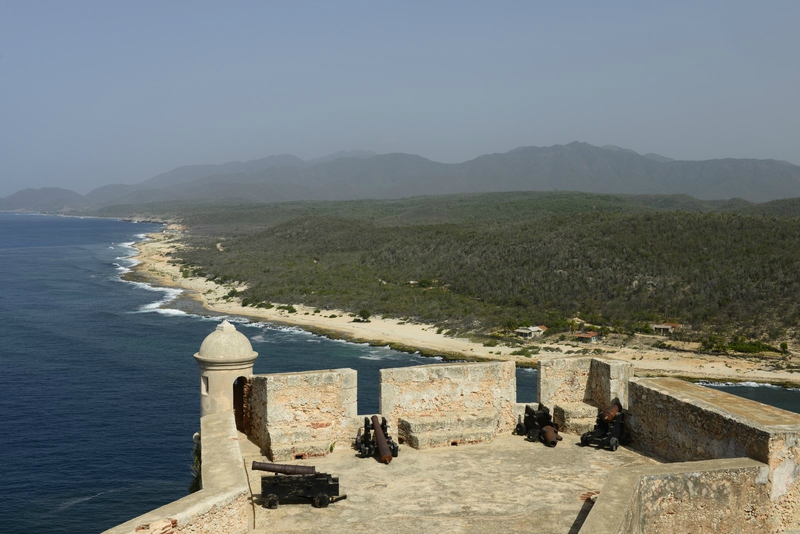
239;432;658;534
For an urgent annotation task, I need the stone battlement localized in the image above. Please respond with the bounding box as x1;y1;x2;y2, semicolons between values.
104;322;800;533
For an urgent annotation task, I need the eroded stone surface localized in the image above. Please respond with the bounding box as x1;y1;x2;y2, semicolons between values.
244;433;655;534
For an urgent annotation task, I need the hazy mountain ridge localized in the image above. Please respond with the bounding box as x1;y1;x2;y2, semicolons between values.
3;143;800;211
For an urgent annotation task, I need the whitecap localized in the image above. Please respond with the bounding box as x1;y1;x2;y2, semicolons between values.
148;308;188;316
125;282;184;314
699;380;799;391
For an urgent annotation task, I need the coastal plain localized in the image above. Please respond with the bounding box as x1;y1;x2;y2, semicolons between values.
130;226;800;388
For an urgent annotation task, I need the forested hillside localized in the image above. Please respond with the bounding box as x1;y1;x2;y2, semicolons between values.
169;192;800;340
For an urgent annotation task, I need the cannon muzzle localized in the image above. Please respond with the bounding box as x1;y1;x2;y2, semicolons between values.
251;461;316;475
599;401;623;423
541;425;562;447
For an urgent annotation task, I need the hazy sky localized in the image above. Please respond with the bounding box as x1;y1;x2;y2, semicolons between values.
1;2;798;197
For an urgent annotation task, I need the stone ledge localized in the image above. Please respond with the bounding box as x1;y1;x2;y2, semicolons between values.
579;457;769;534
398;409;500;449
403;428;496;449
554;402;598;435
268;440;335;462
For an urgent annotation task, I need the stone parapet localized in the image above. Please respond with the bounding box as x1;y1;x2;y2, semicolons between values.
627;377;800;530
103;411;250;534
379;361;516;446
538;357;632;409
580;458;771;534
538;357;593;406
247;368;357;461
589;358;633;408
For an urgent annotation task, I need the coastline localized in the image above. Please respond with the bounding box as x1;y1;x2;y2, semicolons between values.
129;225;800;388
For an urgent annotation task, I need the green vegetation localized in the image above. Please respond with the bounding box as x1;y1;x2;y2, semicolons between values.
699;335;782;354
115;191;800;341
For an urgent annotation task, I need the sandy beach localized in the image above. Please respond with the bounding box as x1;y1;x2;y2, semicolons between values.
129;225;800;387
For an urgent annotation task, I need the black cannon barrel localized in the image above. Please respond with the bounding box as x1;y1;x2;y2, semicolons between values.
251;461;316;475
371;415;393;464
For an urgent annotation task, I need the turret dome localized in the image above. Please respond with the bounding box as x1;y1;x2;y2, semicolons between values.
194;320;257;365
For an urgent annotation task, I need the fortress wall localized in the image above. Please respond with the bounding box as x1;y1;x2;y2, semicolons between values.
247;369;357;461
538;357;632;408
627;377;800;530
538;357;592;405
103;411;250;534
580;458;771;534
589;358;633;408
379;361;516;433
628;378;772;463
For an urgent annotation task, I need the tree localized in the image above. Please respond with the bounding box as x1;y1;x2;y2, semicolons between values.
358;309;371;322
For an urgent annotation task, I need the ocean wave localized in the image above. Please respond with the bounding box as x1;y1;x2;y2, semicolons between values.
699;380;799;391
148;308;188;316
122;280;184;314
359;355;385;360
51;486;129;513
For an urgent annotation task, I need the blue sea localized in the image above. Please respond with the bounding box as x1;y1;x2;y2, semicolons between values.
0;213;797;533
0;213;538;533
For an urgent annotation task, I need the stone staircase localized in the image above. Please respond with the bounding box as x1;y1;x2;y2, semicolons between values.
397;409;499;449
553;402;598;435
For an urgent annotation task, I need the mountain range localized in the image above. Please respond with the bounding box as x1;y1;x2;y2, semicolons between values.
3;143;800;212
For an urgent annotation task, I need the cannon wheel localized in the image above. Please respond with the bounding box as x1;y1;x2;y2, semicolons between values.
515;422;527;436
580;432;590;446
264;494;279;509
609;437;619;452
527;428;540;443
313;493;330;508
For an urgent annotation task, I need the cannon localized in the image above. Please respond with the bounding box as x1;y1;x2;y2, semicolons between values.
252;461;316;475
580;401;630;451
355;415;399;463
514;403;563;447
252;461;345;509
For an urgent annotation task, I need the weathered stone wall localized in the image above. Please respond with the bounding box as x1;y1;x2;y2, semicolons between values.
627;377;800;531
247;368;357;461
379;361;516;434
104;411;250;534
580;458;772;534
538;357;632;408
627;379;770;462
769;432;800;528
538;357;592;406
589;358;632;408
